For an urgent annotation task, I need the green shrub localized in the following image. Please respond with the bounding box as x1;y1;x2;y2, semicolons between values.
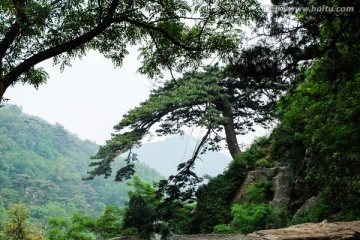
231;203;277;234
120;227;138;237
253;136;271;148
291;199;332;225
193;154;248;233
255;159;273;168
213;224;233;234
247;180;273;203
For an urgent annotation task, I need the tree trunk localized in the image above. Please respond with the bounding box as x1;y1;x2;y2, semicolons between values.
0;81;6;102
223;108;242;158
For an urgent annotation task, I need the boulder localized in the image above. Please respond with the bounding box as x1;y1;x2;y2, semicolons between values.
249;220;360;239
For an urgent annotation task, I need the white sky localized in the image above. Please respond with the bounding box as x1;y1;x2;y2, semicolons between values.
4;48;269;152
5;49;152;144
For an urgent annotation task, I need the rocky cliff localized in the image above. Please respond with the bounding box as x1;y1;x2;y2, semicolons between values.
232;164;294;209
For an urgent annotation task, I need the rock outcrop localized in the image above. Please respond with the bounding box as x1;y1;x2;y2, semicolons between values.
232;167;275;204
269;165;294;209
232;164;294;209
249;220;360;239
293;196;318;218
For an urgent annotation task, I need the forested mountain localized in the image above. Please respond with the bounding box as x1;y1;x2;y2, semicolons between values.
0;104;163;227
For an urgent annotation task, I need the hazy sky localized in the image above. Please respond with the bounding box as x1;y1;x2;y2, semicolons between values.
4;48;269;151
5;48;152;144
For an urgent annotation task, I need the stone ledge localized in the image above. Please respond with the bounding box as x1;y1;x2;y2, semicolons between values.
249;220;360;240
170;234;255;240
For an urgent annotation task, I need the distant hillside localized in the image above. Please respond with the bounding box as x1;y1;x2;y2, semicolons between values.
0;104;163;227
133;135;232;177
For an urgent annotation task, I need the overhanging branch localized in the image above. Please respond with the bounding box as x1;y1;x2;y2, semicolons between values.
118;17;203;52
157;126;212;201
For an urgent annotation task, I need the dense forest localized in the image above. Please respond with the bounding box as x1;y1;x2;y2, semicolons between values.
0;0;359;239
0;105;163;238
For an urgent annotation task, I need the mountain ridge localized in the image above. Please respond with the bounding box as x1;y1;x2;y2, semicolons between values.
0;104;163;227
133;135;231;178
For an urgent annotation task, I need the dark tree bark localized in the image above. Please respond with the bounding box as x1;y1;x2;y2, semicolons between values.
222;107;242;157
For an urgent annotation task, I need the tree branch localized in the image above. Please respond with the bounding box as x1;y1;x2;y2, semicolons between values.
2;0;121;91
118;17;203;52
0;23;21;72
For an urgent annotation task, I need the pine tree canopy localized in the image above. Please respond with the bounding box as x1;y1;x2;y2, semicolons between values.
87;52;288;195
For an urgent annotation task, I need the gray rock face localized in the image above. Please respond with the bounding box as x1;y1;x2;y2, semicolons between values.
270;166;294;209
232;168;275;204
294;196;318;218
249;220;360;240
232;164;294;209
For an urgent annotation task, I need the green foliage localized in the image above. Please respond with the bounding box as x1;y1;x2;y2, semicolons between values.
157;202;195;236
279;42;360;217
1;0;360;236
193;154;248;233
120;177;196;239
93;206;123;239
0;0;262;101
47;205;123;240
0;199;6;231
254;159;272;168
291;199;334;225
121;177;159;239
192;137;276;233
231;203;277;234
213;203;280;234
0;105;163;228
262;0;360;220
240;137;272;169
1;204;45;240
47;214;96;240
46;198;196;240
247;180;273;204
122;194;155;239
89;62;286;190
270;123;306;168
213;224;233;234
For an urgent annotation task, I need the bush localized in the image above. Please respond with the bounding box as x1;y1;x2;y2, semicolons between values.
291;199;337;225
247;180;273;203
193;154;248;233
231;203;277;234
213;224;233;234
1;204;45;240
255;159;273;168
